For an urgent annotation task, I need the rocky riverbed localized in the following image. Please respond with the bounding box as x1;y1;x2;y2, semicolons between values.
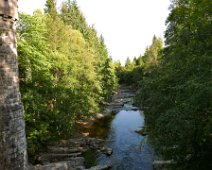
30;86;135;170
31;136;112;170
30;86;168;170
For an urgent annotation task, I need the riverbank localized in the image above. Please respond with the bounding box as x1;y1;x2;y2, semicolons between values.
29;86;129;169
31;86;147;170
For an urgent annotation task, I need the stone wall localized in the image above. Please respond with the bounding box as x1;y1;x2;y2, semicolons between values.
0;0;18;19
0;0;27;169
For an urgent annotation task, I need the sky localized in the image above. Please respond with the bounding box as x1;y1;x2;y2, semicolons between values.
17;0;171;64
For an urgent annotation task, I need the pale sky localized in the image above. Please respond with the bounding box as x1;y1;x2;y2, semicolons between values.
18;0;170;64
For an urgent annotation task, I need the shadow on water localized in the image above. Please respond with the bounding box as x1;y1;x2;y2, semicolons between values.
85;108;154;170
87;115;114;139
82;115;114;168
83;149;99;168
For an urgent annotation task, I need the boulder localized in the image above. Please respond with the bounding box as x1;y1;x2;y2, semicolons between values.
37;153;82;164
67;157;85;167
105;149;113;156
95;113;105;119
34;158;85;170
82;132;90;137
47;147;84;154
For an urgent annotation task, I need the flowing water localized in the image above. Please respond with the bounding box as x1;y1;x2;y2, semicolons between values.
87;90;154;170
96;110;154;170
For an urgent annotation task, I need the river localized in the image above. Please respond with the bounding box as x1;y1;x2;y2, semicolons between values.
86;88;154;170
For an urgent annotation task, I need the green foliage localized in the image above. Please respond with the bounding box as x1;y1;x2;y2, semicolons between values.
18;0;117;156
116;1;211;169
60;0;89;39
142;35;163;66
44;0;57;18
102;58;118;101
135;0;212;169
116;36;162;86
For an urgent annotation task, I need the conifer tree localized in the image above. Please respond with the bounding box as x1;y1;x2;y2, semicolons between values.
17;0;118;155
45;0;57;18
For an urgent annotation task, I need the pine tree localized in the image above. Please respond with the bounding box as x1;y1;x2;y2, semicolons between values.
45;0;57;19
143;35;163;66
17;0;118;156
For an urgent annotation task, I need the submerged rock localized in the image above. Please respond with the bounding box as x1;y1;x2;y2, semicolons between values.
101;147;113;156
135;127;147;136
153;160;175;170
85;164;112;170
123;104;138;111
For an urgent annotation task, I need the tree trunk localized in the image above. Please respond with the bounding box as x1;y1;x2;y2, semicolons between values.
0;0;27;169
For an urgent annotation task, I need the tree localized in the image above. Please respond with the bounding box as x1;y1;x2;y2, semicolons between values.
44;0;57;19
125;57;131;67
0;0;27;169
136;0;212;169
102;58;118;101
143;35;163;66
17;0;118;156
18;11;55;155
61;0;89;38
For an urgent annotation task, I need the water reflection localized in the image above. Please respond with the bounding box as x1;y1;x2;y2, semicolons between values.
88;116;114;139
96;110;154;170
